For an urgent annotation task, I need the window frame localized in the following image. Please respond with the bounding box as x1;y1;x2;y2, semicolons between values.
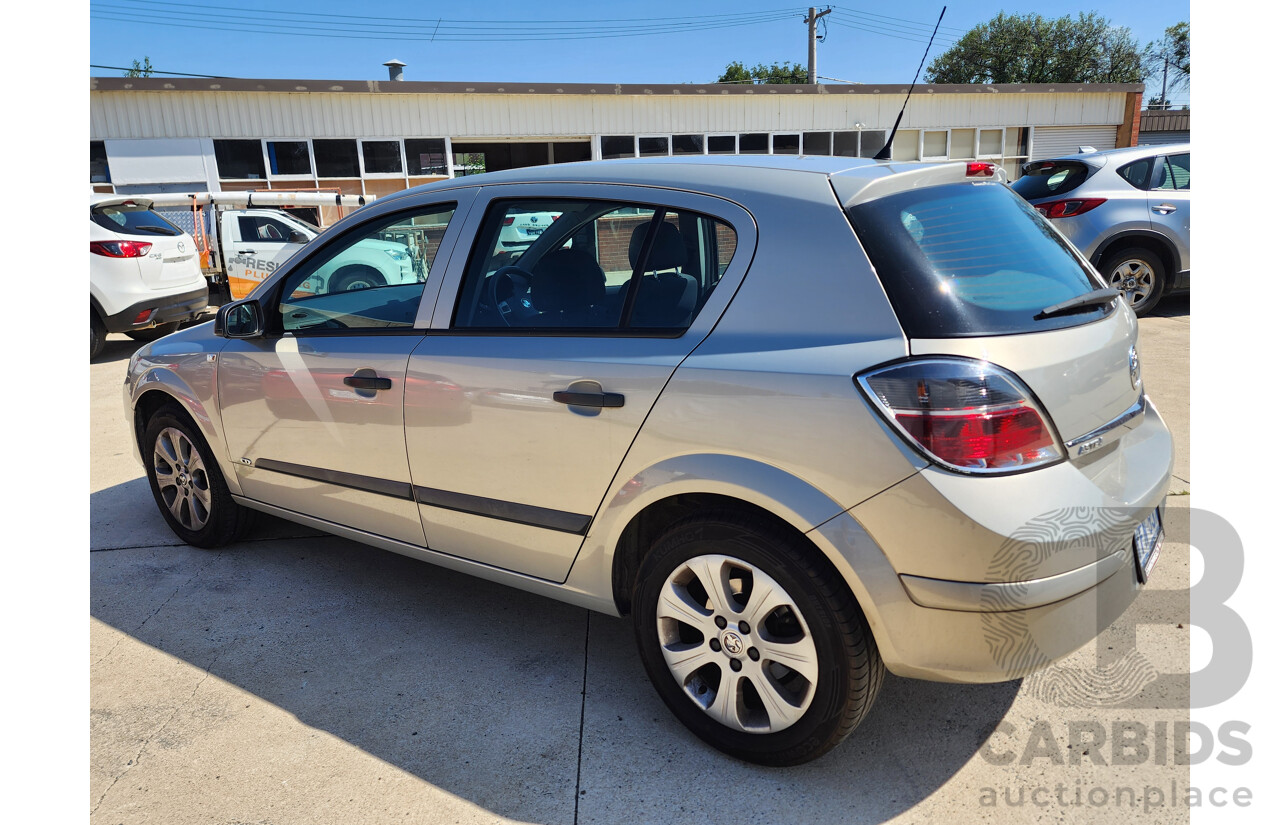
263;139;316;181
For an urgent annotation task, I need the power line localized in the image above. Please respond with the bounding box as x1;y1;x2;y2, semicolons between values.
89;62;226;77
830;5;966;34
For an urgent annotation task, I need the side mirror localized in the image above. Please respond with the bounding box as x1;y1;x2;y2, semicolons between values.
288;230;310;244
214;300;264;338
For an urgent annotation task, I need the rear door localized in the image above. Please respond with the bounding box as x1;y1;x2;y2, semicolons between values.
1148;152;1191;272
405;184;753;581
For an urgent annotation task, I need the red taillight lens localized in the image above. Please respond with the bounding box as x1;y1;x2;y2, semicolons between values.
132;309;156;325
502;216;515;226
90;240;153;258
965;162;996;177
857;358;1063;473
1033;197;1106;219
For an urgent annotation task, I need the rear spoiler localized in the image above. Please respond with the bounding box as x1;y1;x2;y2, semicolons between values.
830;161;1007;209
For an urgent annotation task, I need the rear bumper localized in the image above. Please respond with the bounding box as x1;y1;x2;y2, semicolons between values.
819;398;1173;683
100;284;209;333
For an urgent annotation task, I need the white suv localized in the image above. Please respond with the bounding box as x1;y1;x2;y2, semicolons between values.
90;196;209;358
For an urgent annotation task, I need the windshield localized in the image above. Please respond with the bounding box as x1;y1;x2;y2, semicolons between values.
847;182;1109;337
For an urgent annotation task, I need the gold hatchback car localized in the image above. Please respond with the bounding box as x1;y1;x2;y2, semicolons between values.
125;156;1172;765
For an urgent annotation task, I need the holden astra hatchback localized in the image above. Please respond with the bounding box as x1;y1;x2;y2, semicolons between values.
124;156;1172;766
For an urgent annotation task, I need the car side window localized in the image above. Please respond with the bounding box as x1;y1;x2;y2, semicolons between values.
238;215;295;242
452;198;736;334
1116;158;1153;190
1154;153;1190;191
275;203;455;333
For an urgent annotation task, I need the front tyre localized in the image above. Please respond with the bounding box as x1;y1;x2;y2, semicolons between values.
632;513;883;766
142;406;255;548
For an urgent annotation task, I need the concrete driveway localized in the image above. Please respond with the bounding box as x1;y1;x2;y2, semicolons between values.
90;296;1192;824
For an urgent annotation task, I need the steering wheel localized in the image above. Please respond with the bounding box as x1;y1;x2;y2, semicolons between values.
485;265;533;326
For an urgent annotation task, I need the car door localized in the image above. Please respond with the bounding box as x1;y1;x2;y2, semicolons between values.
224;213;309;300
1148;151;1191;273
405;185;754;581
217;196;471;544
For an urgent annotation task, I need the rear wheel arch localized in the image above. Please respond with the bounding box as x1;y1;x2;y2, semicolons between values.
1092;232;1178;277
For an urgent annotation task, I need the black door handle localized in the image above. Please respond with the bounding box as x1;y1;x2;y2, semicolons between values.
344;375;393;391
553;390;625;408
240;249;257;255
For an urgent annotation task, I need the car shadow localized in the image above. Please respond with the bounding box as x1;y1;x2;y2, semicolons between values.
90;481;1020;824
1150;294;1189;318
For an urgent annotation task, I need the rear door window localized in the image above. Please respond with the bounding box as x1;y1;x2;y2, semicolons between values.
1153;153;1191;190
91;203;183;237
847;182;1108;337
1009;160;1091;200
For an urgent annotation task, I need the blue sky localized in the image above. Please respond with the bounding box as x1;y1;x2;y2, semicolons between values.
89;0;1190;106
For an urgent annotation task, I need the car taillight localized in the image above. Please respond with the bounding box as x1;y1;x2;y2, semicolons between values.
856;358;1063;474
90;240;153;258
1033;197;1106;219
502;217;515;226
965;162;995;177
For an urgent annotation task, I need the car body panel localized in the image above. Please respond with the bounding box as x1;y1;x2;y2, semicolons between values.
91;197;208;323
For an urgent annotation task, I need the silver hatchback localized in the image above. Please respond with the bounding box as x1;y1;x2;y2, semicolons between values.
1011;143;1191;315
124;156;1173;765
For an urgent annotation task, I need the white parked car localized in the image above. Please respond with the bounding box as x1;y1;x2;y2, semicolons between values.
90;196;208;358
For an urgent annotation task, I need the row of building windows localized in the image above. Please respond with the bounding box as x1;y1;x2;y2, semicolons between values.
90;126;1034;188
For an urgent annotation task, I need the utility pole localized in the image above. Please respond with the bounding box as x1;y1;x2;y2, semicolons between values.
806;7;831;84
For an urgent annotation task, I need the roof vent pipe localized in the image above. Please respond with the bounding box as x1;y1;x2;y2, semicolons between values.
383;59;406;81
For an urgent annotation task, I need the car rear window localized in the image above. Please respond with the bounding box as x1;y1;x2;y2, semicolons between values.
1009;160;1092;200
847;182;1109;337
91;203;183;237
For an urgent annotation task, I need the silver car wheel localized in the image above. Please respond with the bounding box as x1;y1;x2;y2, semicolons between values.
655;553;819;734
152;426;212;531
1108;259;1156;309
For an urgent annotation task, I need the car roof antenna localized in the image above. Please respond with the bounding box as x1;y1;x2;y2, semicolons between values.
873;6;947;161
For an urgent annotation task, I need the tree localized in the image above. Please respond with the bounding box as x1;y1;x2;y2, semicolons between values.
124;57;154;78
1143;22;1189;109
717;60;808;84
925;12;1143;84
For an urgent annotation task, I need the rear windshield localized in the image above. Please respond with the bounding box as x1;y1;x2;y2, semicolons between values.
90;203;183;237
1009;160;1092;200
847;182;1109;337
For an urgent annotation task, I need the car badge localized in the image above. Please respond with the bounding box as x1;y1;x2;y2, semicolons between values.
177;240;185;252
530;215;538;223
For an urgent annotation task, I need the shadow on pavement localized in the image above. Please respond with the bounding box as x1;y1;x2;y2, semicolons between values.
1150;294;1189;318
90;481;1020;824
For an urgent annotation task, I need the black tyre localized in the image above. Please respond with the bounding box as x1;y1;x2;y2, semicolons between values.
1101;246;1165;316
90;310;106;360
142;405;255;548
632;512;883;766
125;322;181;342
330;266;385;293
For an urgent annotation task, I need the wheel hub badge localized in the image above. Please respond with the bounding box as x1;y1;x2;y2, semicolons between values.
721;631;744;656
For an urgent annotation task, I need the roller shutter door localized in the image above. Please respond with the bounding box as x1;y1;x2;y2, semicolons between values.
1030;126;1119;160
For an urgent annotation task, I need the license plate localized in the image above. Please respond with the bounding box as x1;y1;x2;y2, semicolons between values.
524;227;544;236
1132;507;1163;584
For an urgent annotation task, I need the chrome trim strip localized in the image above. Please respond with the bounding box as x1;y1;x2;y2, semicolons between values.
899;548;1131;612
253;458;415;501
413;486;592;535
1065;395;1147;450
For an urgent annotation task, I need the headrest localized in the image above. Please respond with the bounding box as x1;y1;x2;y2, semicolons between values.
628;221;687;271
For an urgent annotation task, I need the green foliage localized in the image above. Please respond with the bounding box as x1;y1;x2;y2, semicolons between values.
124;57;154;78
1144;21;1189;101
925;12;1143;84
717;60;809;84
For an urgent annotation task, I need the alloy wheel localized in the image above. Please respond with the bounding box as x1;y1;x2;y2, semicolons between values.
152;426;212;531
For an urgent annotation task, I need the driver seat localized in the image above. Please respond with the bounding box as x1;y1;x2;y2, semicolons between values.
530;248;607;326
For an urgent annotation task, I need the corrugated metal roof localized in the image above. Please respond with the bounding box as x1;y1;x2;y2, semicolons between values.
90;76;1145;97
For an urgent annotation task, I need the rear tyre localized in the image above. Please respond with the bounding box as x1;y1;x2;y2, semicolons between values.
330;266;385;293
90;311;106;360
1101;247;1165;316
126;322;181;342
632;512;883;766
142;405;255;548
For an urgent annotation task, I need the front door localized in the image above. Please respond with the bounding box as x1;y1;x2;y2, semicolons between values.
224;212;308;300
218;200;466;543
405;186;751;581
1148;151;1191;273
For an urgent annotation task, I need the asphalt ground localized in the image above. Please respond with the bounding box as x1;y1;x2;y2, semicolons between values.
90;295;1192;824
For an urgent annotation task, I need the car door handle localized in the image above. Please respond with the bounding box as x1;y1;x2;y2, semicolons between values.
240;249;257;254
1151;204;1177;214
344;375;393;391
553;390;625;408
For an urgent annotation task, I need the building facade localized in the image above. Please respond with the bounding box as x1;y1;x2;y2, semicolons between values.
91;77;1144;210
